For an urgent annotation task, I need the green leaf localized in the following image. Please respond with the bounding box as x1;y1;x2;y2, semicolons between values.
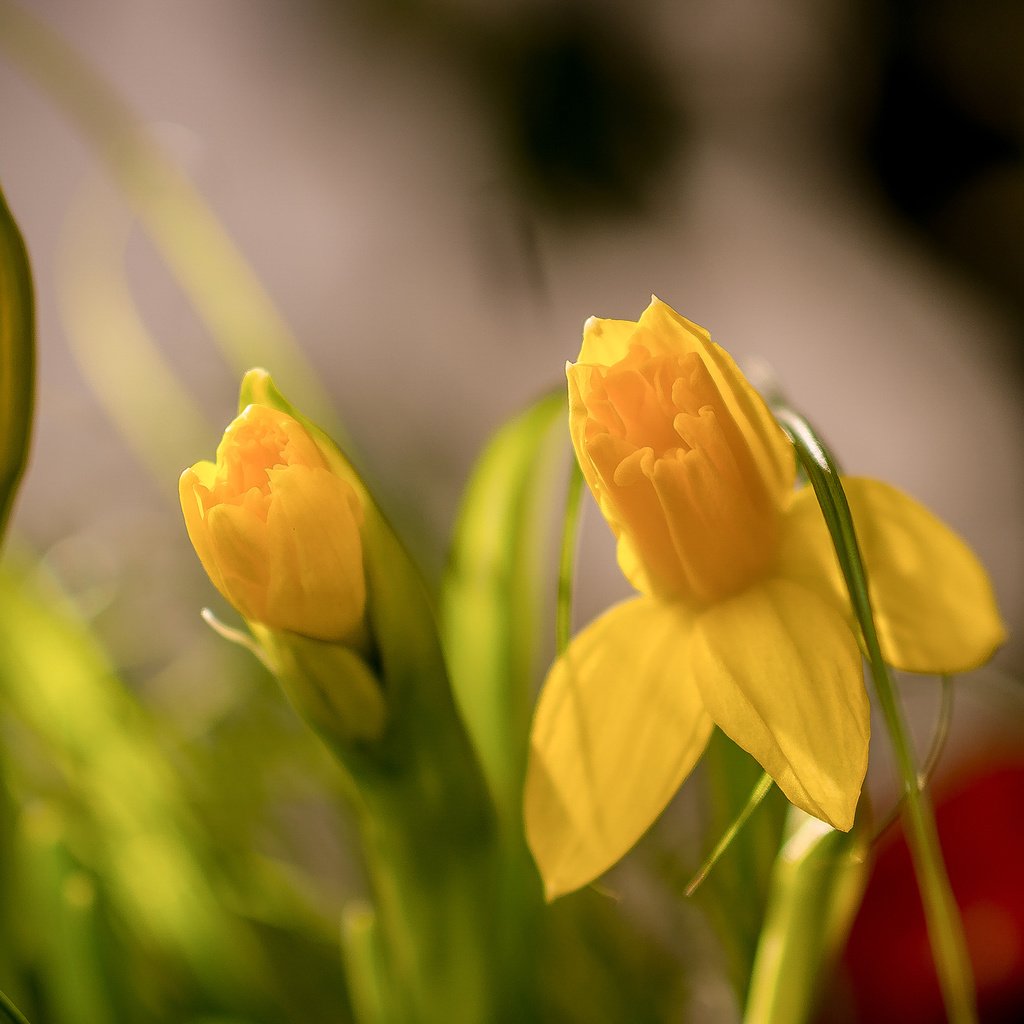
694;732;787;1002
744;809;870;1024
0;184;35;544
441;390;566;825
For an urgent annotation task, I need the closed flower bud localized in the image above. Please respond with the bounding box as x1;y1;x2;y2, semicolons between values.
179;403;366;643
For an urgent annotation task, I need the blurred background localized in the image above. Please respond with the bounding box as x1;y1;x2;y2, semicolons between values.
1;0;1022;1020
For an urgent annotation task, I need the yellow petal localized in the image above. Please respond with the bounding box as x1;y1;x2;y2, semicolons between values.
264;465;366;642
204;502;272;624
777;479;1007;674
636;298;795;503
578;316;640;365
690;578;868;830
179;464;226;597
525;597;711;899
577;299;790;505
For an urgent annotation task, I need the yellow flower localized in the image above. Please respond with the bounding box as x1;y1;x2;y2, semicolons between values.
179;403;365;643
525;297;1006;900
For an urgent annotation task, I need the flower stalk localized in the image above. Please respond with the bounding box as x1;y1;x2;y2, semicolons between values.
777;407;978;1024
868;646;977;1023
685;772;774;898
0;989;30;1024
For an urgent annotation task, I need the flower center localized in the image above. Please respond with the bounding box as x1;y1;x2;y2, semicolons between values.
208;406;326;521
576;343;784;605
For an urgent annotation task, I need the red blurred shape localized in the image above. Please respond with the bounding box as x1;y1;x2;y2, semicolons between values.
840;762;1024;1023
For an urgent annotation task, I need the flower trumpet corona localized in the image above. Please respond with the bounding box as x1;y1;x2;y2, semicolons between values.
179;402;365;644
525;297;1006;900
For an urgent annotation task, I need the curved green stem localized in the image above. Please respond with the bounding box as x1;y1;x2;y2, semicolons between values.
778;408;977;1024
873;674;954;841
867;660;975;1021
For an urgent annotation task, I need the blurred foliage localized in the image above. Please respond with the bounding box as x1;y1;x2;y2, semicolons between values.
443;388;565;827
745;808;870;1024
0;556;353;1024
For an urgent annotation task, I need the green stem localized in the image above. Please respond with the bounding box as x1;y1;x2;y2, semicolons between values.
0;989;30;1024
778;409;977;1024
685;772;773;897
865;655;976;1022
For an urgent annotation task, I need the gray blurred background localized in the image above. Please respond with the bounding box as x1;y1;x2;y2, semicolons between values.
1;0;1021;725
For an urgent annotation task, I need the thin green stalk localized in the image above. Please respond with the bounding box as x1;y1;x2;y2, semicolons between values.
778;408;977;1024
555;462;585;657
867;654;975;1021
685;772;773;897
0;989;30;1024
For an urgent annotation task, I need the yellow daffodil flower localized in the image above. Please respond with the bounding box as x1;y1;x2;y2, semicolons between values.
179;403;365;643
525;297;1006;900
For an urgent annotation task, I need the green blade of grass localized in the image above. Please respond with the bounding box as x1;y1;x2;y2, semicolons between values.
776;405;977;1024
441;389;567;825
0;989;30;1024
0;183;34;544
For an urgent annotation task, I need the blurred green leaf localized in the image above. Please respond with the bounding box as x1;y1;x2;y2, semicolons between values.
744;809;870;1024
14;805;116;1024
694;732;787;1002
0;558;351;1023
0;183;34;544
441;390;566;825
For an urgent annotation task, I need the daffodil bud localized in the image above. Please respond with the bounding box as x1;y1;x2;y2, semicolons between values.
179;403;366;644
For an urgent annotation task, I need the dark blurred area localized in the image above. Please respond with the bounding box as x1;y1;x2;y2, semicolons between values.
349;0;1024;339
863;0;1024;326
